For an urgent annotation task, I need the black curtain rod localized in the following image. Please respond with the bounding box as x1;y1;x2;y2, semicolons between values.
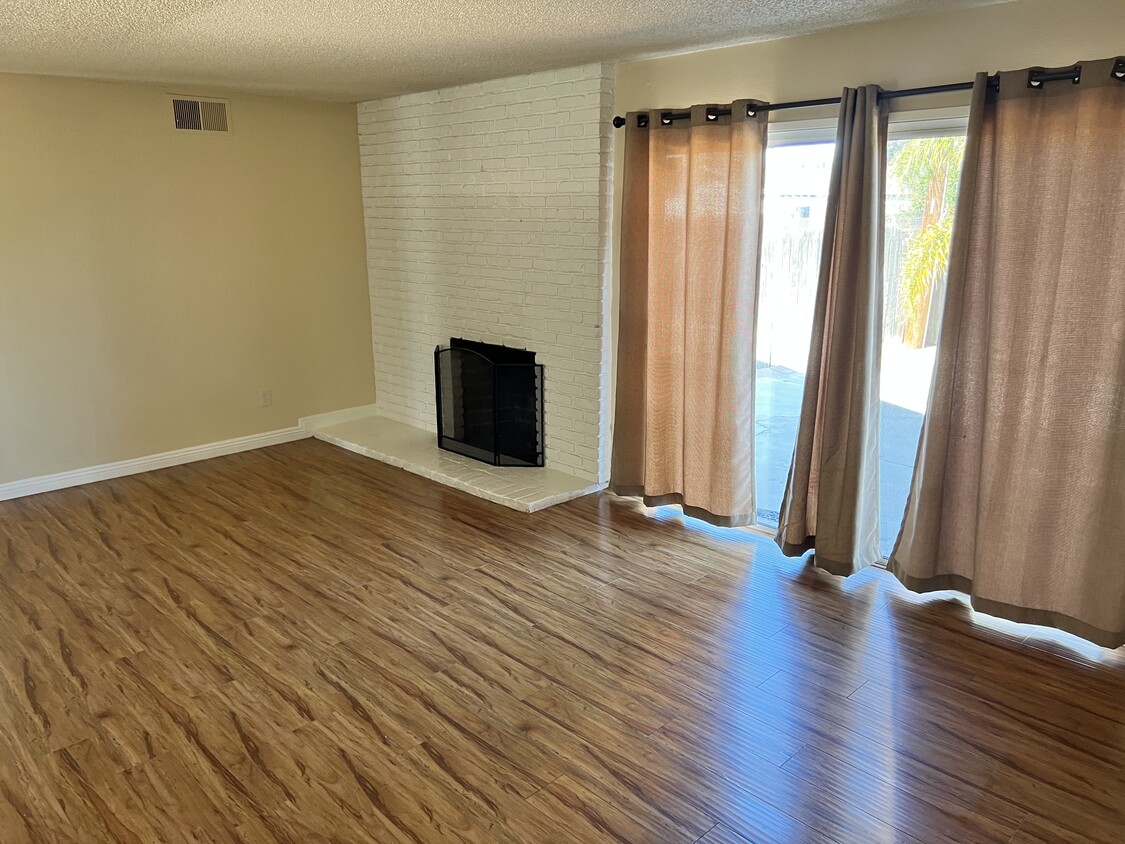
611;63;1109;128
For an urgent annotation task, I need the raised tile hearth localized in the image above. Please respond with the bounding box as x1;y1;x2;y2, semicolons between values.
311;414;603;512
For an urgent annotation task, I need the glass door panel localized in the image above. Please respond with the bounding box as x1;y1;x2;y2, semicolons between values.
879;134;965;556
754;142;833;526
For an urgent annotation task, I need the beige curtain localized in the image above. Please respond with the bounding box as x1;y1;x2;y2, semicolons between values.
889;59;1125;648
611;102;768;527
775;86;887;575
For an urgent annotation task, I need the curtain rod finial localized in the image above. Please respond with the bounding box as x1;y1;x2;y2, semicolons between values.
612;115;626;128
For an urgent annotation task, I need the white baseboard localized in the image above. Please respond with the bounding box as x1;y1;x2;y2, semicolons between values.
0;402;379;502
299;402;378;432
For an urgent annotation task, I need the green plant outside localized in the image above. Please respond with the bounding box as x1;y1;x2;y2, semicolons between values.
889;135;966;348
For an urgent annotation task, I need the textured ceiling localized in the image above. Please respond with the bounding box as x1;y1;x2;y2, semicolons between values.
0;1;1010;101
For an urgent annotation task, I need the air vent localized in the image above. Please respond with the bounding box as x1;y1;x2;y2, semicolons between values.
170;96;230;132
200;100;228;131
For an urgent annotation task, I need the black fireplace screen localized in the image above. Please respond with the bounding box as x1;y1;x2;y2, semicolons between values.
434;338;544;467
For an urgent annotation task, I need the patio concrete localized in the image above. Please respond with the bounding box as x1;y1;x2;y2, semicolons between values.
755;365;923;558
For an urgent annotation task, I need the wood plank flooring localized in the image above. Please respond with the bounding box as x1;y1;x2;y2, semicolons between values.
1;439;1123;843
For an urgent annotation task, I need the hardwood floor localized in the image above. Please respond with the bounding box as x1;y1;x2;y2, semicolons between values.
1;439;1123;843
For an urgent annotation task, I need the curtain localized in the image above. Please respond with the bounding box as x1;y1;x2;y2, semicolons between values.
775;86;887;575
888;59;1125;648
611;102;768;527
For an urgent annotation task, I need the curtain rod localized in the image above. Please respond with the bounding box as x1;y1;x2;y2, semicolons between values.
611;64;1105;128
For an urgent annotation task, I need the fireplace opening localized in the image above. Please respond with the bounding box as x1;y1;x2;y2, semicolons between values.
434;339;545;467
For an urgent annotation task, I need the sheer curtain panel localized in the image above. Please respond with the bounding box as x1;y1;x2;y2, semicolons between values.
889;59;1125;648
775;86;888;575
611;102;768;527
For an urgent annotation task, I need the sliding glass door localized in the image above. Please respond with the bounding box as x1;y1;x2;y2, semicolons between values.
754;127;965;557
754;141;834;527
878;134;965;556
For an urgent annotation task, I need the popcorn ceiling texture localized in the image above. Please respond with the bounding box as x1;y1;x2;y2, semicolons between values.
358;64;614;482
0;0;1009;100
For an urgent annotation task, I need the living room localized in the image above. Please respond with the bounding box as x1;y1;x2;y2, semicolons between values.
1;1;1122;840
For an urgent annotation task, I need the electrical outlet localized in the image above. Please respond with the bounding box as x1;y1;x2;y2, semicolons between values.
259;389;272;407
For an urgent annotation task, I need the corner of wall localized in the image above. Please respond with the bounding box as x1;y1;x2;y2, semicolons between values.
595;63;617;486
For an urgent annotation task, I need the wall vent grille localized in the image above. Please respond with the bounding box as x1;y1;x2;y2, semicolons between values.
171;97;230;132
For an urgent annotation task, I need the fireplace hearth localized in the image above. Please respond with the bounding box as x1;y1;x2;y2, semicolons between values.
434;339;545;467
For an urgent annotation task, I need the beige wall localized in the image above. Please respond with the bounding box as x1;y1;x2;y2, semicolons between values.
609;0;1125;434
0;74;374;484
614;0;1125;116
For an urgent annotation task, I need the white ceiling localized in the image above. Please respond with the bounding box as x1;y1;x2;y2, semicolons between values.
0;1;1010;101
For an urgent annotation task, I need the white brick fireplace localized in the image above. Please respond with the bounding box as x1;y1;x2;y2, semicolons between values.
313;64;615;510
